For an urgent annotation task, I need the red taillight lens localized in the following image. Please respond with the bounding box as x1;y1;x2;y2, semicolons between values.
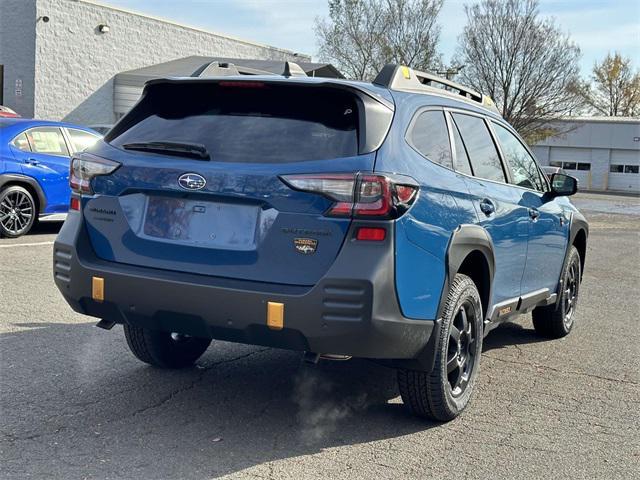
70;197;81;211
70;153;120;194
356;227;386;241
280;172;418;219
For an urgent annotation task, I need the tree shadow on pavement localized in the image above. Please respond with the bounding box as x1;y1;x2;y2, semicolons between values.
0;322;435;479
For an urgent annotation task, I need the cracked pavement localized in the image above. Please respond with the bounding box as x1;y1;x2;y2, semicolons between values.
1;192;639;479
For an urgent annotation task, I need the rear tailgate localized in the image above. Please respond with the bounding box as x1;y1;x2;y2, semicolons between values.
83;79;393;286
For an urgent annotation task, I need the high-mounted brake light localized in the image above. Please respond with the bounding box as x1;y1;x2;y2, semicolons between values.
70;153;120;194
218;81;266;89
280;172;418;219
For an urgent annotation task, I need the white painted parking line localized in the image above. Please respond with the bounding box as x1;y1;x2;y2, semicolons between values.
0;241;54;249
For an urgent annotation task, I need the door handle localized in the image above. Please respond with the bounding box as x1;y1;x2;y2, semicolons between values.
25;158;39;166
529;208;540;220
479;198;495;216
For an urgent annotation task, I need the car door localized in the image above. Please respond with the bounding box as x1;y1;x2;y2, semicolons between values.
449;111;529;306
490;121;568;295
15;126;71;213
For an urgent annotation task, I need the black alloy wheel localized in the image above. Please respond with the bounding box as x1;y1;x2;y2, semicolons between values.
0;186;37;238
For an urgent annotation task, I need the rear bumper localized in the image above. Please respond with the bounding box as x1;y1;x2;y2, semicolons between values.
54;212;439;369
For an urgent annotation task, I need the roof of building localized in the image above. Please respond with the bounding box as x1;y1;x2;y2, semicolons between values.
116;57;344;87
556;116;640;124
77;0;308;59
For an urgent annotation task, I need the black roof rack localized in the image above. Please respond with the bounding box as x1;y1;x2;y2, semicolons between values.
282;61;307;77
191;62;241;77
373;64;500;115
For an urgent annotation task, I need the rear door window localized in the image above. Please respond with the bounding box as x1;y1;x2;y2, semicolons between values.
448;114;473;175
26;127;69;156
452;113;505;183
492;122;545;191
109;83;359;163
408;110;453;168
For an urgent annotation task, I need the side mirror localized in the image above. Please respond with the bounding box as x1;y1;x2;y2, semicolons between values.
550;173;578;197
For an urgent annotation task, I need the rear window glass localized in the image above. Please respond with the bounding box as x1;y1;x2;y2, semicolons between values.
109;83;359;163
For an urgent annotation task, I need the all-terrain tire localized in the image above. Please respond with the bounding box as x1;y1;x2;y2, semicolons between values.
532;245;581;339
398;273;483;421
0;185;38;238
124;325;212;368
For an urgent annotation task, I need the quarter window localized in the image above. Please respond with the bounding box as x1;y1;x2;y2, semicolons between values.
409;110;453;168
12;132;31;152
26;127;69;156
67;128;99;153
451;113;505;183
492;122;545;191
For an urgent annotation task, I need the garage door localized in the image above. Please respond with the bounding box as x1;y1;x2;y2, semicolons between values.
608;150;640;192
549;147;592;189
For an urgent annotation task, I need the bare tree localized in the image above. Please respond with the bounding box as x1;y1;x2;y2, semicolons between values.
456;0;583;140
576;52;640;117
315;0;443;81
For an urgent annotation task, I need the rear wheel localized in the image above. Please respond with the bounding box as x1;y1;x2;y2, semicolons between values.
532;245;581;338
124;325;211;368
397;274;483;421
0;185;37;238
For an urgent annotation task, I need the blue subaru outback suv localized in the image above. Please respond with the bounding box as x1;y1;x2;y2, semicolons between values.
53;63;588;421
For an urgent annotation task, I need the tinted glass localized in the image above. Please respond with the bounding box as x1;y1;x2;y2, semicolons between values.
12;132;31;152
577;163;591;171
67;128;99;153
610;165;624;173
493;122;544;191
452;114;505;183
26;127;69;156
110;83;359;163
409;110;452;168
450;118;472;175
625;165;639;174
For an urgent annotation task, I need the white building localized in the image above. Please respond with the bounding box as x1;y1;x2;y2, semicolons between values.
0;0;309;125
532;117;640;193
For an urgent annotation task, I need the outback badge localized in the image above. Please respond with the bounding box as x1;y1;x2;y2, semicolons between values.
294;238;318;255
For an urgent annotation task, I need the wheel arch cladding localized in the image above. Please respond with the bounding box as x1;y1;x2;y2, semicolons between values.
0;174;46;213
572;228;587;279
440;225;495;321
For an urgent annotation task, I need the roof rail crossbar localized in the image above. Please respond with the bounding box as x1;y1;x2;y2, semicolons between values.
373;64;500;115
192;62;240;77
414;70;482;102
283;61;307;78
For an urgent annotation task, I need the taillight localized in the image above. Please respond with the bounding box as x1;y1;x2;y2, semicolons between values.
70;153;120;194
280;172;418;219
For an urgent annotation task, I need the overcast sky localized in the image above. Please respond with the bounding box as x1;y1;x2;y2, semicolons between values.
102;0;640;76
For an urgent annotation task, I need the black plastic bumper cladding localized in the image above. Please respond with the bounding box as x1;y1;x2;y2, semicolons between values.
54;214;437;369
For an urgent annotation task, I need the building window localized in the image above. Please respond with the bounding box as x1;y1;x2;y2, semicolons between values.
610;164;624;173
577;163;591;171
549;161;562;167
563;162;577;170
624;165;639;174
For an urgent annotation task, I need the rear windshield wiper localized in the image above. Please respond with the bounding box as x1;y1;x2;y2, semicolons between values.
122;141;210;160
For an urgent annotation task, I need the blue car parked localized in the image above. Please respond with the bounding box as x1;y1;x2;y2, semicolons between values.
0;118;100;237
53;63;588;421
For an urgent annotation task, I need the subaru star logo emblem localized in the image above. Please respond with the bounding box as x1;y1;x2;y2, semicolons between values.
178;173;206;190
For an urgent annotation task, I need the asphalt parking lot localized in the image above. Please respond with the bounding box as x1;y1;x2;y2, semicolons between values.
1;192;639;479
